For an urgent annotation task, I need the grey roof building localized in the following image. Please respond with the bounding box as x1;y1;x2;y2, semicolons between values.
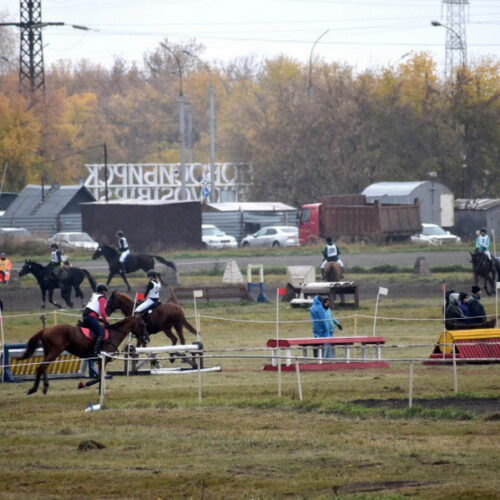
0;184;95;235
362;181;454;227
454;199;500;241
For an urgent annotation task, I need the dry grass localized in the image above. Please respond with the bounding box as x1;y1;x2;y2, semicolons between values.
0;294;499;498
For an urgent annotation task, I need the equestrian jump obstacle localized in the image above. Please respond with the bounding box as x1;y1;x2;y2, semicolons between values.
425;328;500;365
1;344;88;382
264;336;388;372
109;342;222;376
290;281;359;308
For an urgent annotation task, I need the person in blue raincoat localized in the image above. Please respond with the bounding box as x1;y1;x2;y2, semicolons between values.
309;295;342;359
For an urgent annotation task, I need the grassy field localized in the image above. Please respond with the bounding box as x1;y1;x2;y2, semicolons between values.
0;278;499;499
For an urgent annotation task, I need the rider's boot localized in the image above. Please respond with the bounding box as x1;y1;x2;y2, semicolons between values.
93;337;104;358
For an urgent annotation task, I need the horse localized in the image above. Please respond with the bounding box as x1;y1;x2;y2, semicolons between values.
105;291;197;346
470;250;495;296
322;261;344;282
92;244;177;291
19;316;145;395
19;261;97;309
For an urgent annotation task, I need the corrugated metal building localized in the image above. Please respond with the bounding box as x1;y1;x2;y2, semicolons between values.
81;200;201;252
453;199;500;240
0;184;95;235
362;181;454;227
202;202;297;242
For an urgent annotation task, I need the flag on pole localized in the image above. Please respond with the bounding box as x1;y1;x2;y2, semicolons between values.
378;286;389;296
441;282;446;293
497;282;500;289
277;288;286;296
135;292;145;302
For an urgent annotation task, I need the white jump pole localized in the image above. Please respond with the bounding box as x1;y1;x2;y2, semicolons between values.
442;282;447;331
452;344;458;394
372;287;388;337
295;359;303;401
99;352;107;409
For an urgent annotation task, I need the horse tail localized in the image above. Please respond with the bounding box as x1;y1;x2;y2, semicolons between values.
182;316;197;335
153;255;177;272
82;269;97;291
19;330;44;360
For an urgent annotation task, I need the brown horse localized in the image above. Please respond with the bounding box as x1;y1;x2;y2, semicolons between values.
323;261;344;282
19;316;145;395
105;291;197;346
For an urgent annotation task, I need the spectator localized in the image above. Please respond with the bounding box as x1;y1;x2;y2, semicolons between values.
0;252;12;284
309;295;342;359
468;285;488;327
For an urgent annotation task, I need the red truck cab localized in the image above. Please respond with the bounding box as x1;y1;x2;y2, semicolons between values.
298;203;321;245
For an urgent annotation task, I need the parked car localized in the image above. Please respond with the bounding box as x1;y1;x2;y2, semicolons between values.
49;232;99;250
0;227;32;240
410;223;461;245
202;224;238;249
241;226;299;248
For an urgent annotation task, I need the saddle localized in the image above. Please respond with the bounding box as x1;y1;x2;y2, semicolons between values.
77;321;109;341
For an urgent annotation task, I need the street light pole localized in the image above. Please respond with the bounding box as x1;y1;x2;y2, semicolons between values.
183;50;217;202
161;43;187;200
307;29;329;98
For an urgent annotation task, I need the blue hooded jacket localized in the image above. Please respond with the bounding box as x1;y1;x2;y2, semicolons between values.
310;296;340;338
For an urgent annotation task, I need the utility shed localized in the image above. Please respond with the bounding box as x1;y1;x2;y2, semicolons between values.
81;200;201;252
362;181;454;227
453;199;500;240
202;202;297;242
0;184;95;235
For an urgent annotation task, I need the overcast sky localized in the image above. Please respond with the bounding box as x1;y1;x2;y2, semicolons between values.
2;0;499;72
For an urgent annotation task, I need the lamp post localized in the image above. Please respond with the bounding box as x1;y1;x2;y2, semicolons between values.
431;20;466;79
183;50;216;202
307;29;329;98
461;154;467;199
161;43;187;200
427;171;438;224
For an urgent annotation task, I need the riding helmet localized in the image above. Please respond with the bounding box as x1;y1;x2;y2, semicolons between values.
116;230;124;237
147;269;157;278
50;243;58;249
96;283;108;293
480;227;487;233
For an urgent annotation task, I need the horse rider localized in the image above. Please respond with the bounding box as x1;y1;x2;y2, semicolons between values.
116;230;130;274
48;243;64;280
475;228;492;268
320;236;344;278
82;283;110;357
134;270;161;317
0;252;12;284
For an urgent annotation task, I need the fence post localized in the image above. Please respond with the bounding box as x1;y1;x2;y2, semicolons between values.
408;361;414;409
99;353;107;408
295;359;303;401
452;344;458;394
354;314;358;336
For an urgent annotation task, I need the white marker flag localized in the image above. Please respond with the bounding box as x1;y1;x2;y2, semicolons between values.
378;287;389;296
497;282;500;290
193;290;204;298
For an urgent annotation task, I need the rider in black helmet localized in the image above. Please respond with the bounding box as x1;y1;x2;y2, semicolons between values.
116;230;130;274
82;283;110;357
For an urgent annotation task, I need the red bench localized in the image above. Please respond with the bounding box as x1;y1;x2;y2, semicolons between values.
264;336;389;372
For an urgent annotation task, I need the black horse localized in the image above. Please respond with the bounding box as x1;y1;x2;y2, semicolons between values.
19;261;97;309
92;244;177;291
470;250;495;296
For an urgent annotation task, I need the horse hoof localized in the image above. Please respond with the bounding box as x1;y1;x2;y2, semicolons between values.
78;381;86;389
42;387;49;395
41;304;45;309
27;388;36;395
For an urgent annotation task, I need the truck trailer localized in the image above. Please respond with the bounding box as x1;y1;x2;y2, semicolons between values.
298;195;421;244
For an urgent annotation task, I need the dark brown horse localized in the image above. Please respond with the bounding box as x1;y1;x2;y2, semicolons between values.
19;316;145;395
105;291;197;346
470;250;495;295
92;244;177;291
323;261;344;282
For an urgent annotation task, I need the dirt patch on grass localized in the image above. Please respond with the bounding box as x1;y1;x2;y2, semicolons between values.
354;397;499;414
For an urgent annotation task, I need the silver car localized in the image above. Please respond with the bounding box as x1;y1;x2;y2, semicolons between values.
49;232;99;250
241;226;299;248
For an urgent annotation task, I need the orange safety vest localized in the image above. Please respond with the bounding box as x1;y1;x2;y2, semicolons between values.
0;258;12;282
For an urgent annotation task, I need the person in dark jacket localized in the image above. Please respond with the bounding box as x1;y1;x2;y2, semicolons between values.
467;285;487;327
445;292;467;330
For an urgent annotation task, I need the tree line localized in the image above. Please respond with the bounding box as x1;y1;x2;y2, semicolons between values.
0;36;498;204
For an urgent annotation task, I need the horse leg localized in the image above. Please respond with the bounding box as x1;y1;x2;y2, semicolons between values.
48;288;62;309
173;323;186;345
121;272;131;292
61;285;73;308
41;287;47;309
27;351;58;395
